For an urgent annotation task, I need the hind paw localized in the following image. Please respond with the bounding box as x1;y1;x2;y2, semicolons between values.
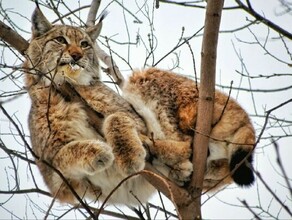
169;160;193;186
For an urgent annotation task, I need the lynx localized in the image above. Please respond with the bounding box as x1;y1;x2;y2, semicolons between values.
123;68;255;189
25;7;192;205
24;7;254;206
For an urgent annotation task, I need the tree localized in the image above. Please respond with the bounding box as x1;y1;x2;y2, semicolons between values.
0;0;291;219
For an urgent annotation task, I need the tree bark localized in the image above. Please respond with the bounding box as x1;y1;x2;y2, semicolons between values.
180;0;225;219
86;0;102;27
0;21;29;55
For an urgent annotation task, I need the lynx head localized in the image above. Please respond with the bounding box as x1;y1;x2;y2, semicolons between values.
25;7;103;87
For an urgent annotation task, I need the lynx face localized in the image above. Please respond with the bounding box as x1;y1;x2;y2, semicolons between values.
25;9;101;87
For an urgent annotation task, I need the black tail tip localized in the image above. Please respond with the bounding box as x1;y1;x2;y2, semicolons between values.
230;148;255;187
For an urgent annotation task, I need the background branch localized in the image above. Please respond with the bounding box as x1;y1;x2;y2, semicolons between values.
235;0;292;40
0;20;29;55
86;0;101;27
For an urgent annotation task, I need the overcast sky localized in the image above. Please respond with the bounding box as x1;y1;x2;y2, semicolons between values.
0;0;291;219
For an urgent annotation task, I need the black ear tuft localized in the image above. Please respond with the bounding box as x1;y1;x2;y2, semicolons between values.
230;148;255;187
31;7;52;38
98;10;109;23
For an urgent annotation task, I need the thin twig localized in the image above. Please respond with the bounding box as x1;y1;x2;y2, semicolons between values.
273;141;292;199
154;26;204;66
253;168;292;217
0;188;51;197
114;0;143;24
255;98;292;147
217;83;292;93
185;39;198;90
0;104;97;219
240;200;262;220
212;80;233;127
235;0;292;40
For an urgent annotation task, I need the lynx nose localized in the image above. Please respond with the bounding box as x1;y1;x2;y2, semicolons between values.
71;51;82;61
68;45;83;61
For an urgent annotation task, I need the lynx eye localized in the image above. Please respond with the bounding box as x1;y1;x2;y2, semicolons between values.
55;36;67;44
80;41;90;48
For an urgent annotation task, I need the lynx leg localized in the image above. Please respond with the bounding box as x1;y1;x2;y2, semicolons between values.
103;112;146;176
52;140;114;178
140;135;193;184
143;138;192;165
203;158;233;192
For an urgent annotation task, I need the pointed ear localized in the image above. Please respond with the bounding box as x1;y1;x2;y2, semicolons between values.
86;12;107;41
31;7;52;38
86;21;102;41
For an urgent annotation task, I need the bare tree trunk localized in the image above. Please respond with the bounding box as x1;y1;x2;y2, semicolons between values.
178;0;225;219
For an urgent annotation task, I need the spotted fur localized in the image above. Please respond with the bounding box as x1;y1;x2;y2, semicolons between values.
25;7;254;206
25;7;155;205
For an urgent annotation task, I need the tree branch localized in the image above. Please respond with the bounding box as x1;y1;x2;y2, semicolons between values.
0;20;29;55
84;0;125;87
0;188;51;197
86;0;101;27
188;0;224;219
96;42;125;87
235;0;292;40
159;0;238;10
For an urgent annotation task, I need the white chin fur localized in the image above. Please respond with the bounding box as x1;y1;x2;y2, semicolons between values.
42;69;94;86
64;69;92;85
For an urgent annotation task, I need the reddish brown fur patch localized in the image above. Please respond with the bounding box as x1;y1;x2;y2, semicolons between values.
203;159;233;191
66;44;84;59
178;105;197;132
126;67;255;190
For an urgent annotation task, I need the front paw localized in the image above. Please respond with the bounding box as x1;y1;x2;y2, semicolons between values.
115;147;146;176
169;160;193;186
83;142;114;175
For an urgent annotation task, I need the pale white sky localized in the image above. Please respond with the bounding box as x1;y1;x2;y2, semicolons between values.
0;0;291;219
